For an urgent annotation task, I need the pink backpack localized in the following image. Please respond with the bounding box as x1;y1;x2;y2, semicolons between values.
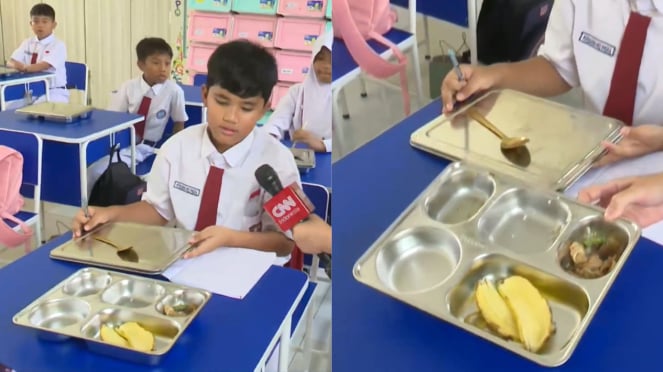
333;0;411;115
0;145;33;251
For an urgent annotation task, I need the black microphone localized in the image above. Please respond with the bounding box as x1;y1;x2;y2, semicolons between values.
255;164;332;278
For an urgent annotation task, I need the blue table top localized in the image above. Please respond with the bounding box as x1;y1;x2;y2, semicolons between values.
332;100;663;371
390;0;469;27
0;71;53;85
0;109;141;141
333;29;411;81
0;233;308;372
283;139;332;188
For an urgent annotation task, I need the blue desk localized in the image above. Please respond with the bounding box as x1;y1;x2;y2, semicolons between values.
283;139;332;189
391;0;469;27
0;109;141;206
0;71;55;110
332;100;663;371
0;233;308;372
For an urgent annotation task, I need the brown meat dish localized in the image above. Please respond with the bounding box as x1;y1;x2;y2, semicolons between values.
560;232;623;279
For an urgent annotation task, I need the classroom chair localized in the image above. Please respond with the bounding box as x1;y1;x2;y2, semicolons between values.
0;130;43;254
65;61;90;105
290;182;331;371
332;0;425;121
192;73;207;87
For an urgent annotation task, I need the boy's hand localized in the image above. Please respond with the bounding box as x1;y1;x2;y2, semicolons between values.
72;206;117;238
183;226;232;258
440;64;499;114
12;61;27;73
593;125;663;168
293;129;326;152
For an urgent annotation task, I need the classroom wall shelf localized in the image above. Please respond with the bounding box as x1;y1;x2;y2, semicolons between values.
185;0;331;109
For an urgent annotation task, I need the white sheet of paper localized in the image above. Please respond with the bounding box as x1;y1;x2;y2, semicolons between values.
564;152;663;246
162;247;277;299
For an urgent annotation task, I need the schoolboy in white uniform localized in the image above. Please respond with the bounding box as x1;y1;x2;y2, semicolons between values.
8;3;68;107
86;37;188;195
441;0;663;128
72;40;299;263
264;29;333;152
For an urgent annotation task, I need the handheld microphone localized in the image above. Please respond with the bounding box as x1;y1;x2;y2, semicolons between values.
255;164;332;278
255;164;315;232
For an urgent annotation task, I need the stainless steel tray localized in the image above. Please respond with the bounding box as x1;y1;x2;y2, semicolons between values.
353;161;641;367
16;102;93;123
13;267;211;365
50;223;193;275
292;147;316;171
410;89;623;191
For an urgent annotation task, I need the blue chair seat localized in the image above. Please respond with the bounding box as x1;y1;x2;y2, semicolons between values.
332;29;413;81
4;211;38;229
136;153;157;177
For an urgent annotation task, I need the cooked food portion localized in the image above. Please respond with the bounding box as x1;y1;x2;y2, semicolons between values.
475;275;553;352
560;231;624;278
100;322;155;352
164;303;196;317
475;279;519;341
497;276;553;352
100;324;128;347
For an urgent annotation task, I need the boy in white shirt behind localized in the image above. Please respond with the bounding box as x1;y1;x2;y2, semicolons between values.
7;3;68;107
86;37;188;196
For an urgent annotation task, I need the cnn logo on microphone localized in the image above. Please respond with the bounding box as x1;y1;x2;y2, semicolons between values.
264;185;313;231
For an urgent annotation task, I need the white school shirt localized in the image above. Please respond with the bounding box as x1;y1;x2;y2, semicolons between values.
538;0;663;126
143;123;301;248
108;77;188;142
264;83;333;151
10;33;68;99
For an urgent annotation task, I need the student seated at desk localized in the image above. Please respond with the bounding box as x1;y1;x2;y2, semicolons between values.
6;3;68;108
72;40;300;264
86;37;188;195
263;29;332;152
440;0;662;129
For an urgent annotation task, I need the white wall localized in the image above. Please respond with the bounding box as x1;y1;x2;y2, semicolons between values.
0;0;185;108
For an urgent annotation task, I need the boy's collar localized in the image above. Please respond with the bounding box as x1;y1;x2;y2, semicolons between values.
140;75;164;95
33;33;54;44
201;125;256;168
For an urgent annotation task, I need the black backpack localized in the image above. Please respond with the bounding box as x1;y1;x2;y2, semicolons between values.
89;144;146;207
477;0;554;65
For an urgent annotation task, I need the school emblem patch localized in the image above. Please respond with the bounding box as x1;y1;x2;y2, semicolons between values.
156;109;167;119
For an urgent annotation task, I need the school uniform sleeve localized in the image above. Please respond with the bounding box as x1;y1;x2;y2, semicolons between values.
264;84;301;139
10;39;29;64
537;0;580;87
142;151;176;221
108;82;130;112
41;41;66;69
169;84;189;122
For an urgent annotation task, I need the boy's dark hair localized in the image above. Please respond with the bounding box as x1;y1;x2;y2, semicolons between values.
206;40;277;103
30;4;56;20
136;37;173;62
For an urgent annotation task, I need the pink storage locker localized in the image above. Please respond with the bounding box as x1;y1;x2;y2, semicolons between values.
187;43;218;73
275;50;310;83
188;12;234;44
271;82;292;109
232;15;277;48
274;17;326;52
277;0;327;18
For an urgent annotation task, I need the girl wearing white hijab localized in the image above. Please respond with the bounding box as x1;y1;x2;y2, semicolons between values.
264;28;332;152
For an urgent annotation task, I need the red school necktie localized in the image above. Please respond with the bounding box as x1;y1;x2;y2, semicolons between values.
30;52;38;64
194;166;224;231
134;96;152;140
602;12;651;126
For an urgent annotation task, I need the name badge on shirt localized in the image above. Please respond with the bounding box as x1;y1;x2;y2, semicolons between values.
579;32;616;57
173;181;200;196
